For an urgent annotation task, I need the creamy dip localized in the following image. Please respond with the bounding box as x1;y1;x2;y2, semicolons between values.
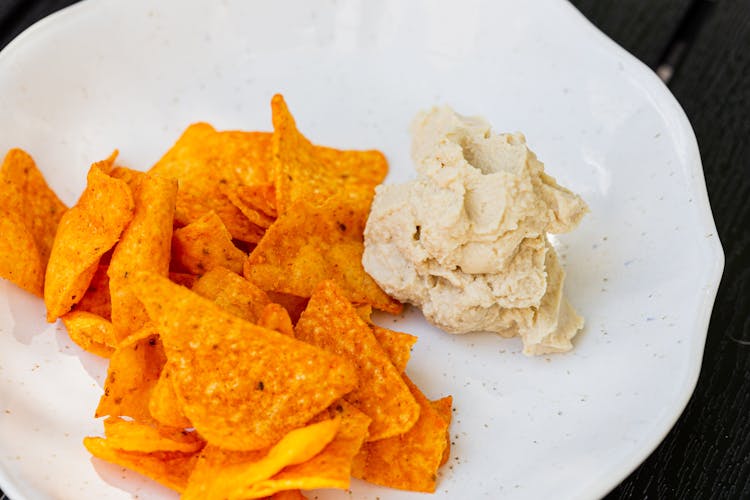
362;107;588;355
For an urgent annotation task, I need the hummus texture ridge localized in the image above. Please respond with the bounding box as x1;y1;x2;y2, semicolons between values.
362;107;588;355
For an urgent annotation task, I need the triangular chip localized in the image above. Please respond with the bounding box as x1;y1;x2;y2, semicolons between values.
258;303;295;337
149;363;192;429
244;195;401;313
149;122;270;242
44;156;134;321
108;172;177;341
83;436;199;493
295;281;418;440
371;326;417;373
171;211;246;275
95;324;166;421
183;418;340;500
0;211;44;295
270;95;388;215
192;266;271;324
131;272;358;450
351;376;450;493
61;310;117;358
0;148;67;266
430;396;453;467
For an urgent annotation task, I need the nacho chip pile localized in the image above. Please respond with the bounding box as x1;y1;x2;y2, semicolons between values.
0;94;453;497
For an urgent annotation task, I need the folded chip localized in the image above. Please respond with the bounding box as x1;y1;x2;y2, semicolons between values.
244;195;401;314
61;310;117;358
95;324;166;422
44;155;134;321
182;418;340;500
351;376;450;493
108;172;177;341
83;436;200;493
295;281;419;441
371;326;417;374
131;272;358;451
172;211;247;275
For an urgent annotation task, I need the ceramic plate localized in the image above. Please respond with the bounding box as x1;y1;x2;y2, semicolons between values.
0;0;723;499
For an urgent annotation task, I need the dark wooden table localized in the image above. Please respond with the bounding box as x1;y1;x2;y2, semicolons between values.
1;1;748;499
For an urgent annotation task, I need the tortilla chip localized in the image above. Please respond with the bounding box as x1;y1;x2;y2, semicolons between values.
95;324;166;421
183;418;340;500
192;266;271;323
149;363;192;429
258;303;295;337
149;123;270;242
109;173;177;341
102;417;204;453
295;281;418;440
44;157;134;321
371;326;417;374
239;401;371;498
430;396;453;467
74;265;111;320
244;195;401;314
351;376;449;493
172;211;246;275
266;292;308;325
0;211;44;295
270;95;387;215
60;310;117;358
131;272;357;450
83;436;199;493
0;148;67;266
221;183;276;229
235;183;277;219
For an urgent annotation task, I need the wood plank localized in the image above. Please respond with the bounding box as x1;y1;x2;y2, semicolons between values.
607;1;750;499
569;0;694;67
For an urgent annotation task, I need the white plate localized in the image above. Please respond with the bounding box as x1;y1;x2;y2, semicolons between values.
0;0;724;499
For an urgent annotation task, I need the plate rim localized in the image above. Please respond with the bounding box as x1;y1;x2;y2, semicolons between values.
0;1;725;499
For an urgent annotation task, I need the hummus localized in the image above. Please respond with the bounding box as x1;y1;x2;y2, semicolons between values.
362;107;588;355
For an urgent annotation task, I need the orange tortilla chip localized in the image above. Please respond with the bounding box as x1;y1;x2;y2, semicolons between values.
102;417;204;453
149;123;270;242
0;211;44;296
44;157;134;321
270;95;388;215
131;272;358;450
0;148;67;266
61;310;117;358
95;324;166;421
74;265;111;320
192;266;271;323
372;326;417;373
183;418;340;500
149;364;192;429
172;211;246;275
244;195;401;314
221;183;276;229
83;436;199;493
295;281;419;441
258;303;295;337
430;396;453;467
351;376;450;493
109;173;177;341
236;183;277;219
239;401;371;498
